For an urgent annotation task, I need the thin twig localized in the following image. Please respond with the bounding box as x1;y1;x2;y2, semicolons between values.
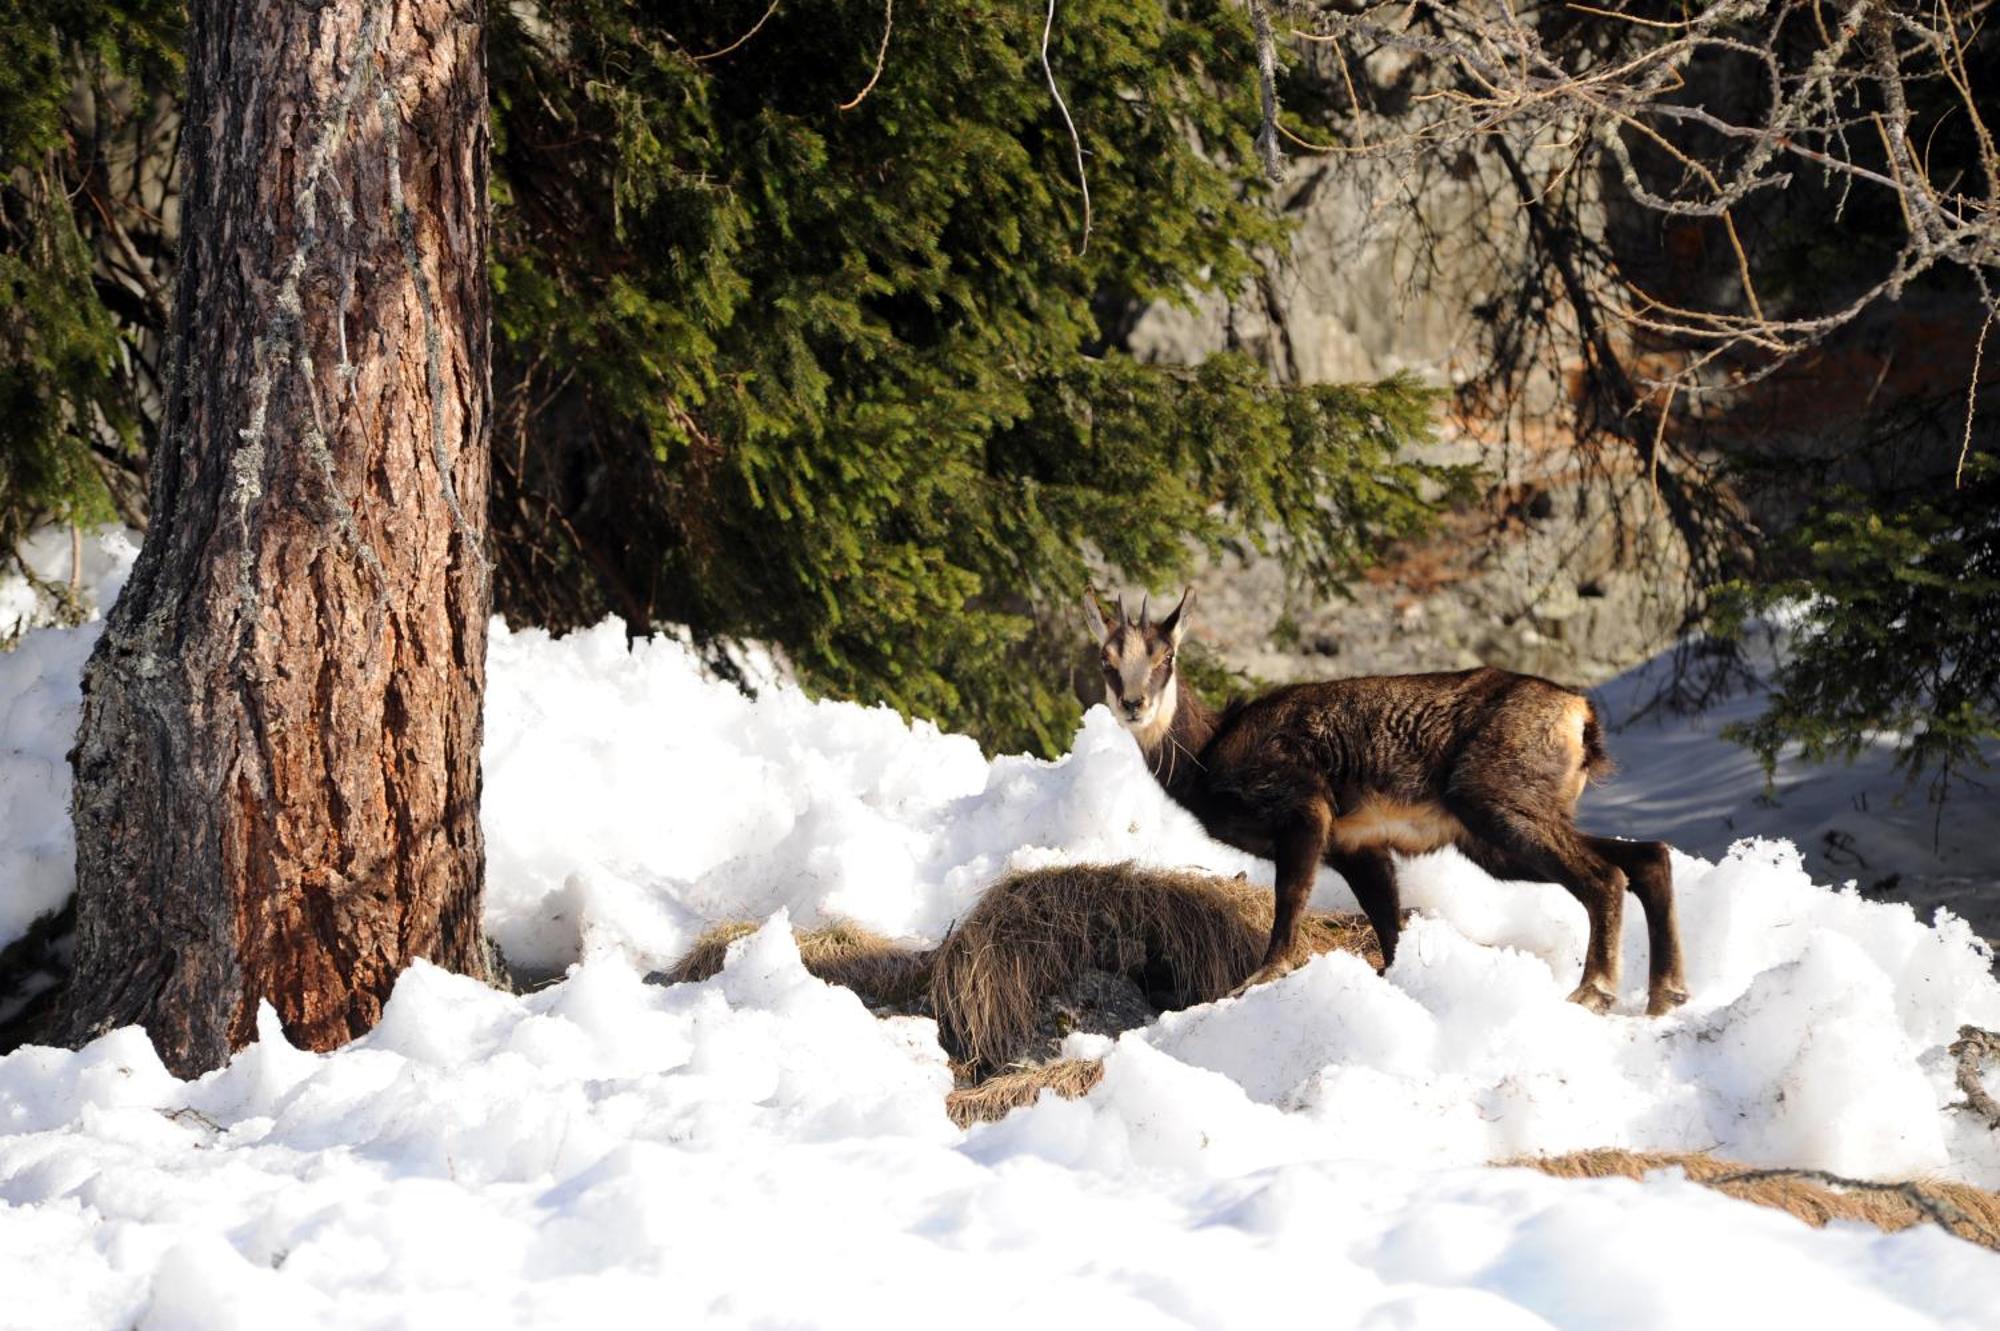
1952;1025;2000;1127
1960;309;1993;489
1040;0;1090;256
692;0;781;62
1649;379;1677;502
1564;1;1700;29
836;0;892;111
1276;119;1344;154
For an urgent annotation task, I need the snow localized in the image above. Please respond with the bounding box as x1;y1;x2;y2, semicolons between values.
4;926;1997;1329
481;619;1275;977
1585;631;2000;941
4;531;2000;1326
0;529;136;949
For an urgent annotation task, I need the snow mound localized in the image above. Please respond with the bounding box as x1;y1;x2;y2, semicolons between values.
986;849;1999;1184
0;528;137;948
6;918;1998;1330
6;538;2000;1321
480;619;1275;975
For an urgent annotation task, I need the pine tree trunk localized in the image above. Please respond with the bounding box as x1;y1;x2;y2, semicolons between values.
55;0;491;1076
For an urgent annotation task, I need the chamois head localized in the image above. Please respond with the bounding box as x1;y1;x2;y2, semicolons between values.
1083;587;1194;746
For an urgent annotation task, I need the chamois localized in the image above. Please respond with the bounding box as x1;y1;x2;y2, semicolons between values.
1084;588;1688;1015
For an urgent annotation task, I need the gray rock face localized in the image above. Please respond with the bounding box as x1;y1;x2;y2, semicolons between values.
1118;136;1671;691
1128;159;1525;393
1190;469;1687;691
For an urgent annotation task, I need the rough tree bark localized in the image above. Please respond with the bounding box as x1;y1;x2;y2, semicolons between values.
54;0;491;1076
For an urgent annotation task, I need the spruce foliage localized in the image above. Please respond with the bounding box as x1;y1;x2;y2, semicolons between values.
1720;452;2000;797
2;0;1462;753
0;1;177;554
484;0;1463;752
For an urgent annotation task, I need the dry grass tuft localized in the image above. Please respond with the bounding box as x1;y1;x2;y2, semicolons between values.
664;919;933;1008
1513;1149;2000;1250
946;1059;1106;1128
930;862;1381;1072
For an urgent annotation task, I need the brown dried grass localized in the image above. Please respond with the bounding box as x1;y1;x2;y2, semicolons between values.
930;862;1382;1072
1512;1149;2000;1250
946;1059;1107;1128
664;919;932;1008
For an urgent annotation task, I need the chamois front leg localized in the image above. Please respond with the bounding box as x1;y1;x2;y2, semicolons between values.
1231;801;1332;996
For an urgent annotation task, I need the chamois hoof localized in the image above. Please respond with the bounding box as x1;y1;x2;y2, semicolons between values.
1566;979;1617;1014
1646;982;1690;1017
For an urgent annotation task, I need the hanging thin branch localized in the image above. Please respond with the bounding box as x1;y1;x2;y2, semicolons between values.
837;0;893;111
691;0;781;62
1041;0;1092;256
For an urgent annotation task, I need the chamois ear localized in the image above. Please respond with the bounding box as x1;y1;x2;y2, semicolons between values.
1158;586;1195;647
1081;591;1109;641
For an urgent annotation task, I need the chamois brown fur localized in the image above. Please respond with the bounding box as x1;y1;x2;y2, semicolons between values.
1085;588;1687;1015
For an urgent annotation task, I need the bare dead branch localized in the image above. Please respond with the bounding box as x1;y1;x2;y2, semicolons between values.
690;0;781;62
836;0;892;111
1952;1024;2000;1128
1250;0;1285;183
1041;0;1091;255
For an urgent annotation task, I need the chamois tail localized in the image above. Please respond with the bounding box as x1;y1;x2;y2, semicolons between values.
1581;706;1616;782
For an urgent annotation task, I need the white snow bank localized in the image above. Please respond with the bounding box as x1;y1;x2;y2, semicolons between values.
5;924;1997;1331
0;529;136;948
478;619;2000;1191
7;536;2000;1323
1029;842;2000;1185
1585;631;2000;936
480;619;1278;975
0;525;137;641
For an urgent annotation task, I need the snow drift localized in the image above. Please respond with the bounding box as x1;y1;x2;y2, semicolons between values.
4;531;2000;1326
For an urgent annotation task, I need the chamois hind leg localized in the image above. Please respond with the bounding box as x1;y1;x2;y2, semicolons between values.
1451;807;1627;1013
1587;835;1687;1015
1328;847;1401;972
1233;801;1332;995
